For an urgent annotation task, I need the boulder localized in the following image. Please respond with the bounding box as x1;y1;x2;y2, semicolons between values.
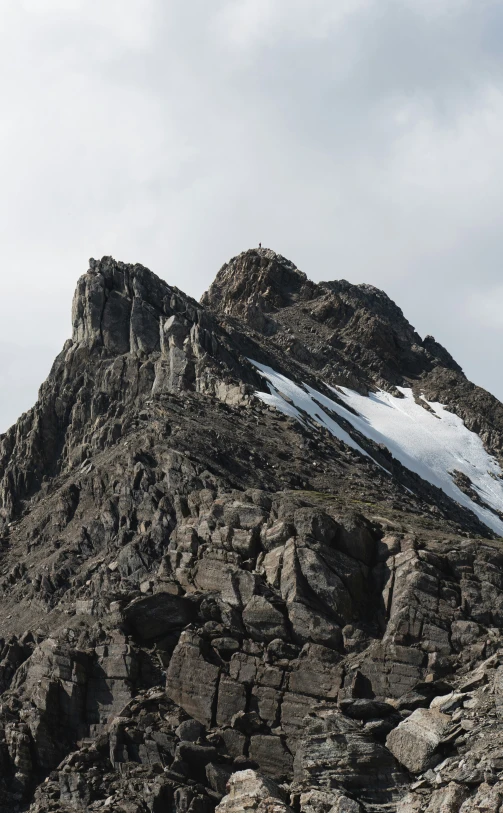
175;719;206;742
386;707;451;773
300;789;363;813
215;769;293;813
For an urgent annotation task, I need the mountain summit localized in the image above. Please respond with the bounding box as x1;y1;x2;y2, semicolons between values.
0;251;503;812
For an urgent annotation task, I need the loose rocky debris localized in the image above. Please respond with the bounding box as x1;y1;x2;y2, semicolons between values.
0;250;503;811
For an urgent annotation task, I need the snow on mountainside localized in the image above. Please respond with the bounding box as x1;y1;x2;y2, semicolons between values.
251;359;503;536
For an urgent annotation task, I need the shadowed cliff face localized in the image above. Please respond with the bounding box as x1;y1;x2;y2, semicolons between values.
0;250;502;812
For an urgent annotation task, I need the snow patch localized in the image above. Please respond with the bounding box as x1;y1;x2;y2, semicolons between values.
250;360;374;462
250;359;503;536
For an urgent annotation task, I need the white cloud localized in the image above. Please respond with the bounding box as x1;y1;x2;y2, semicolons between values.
1;0;503;431
21;0;81;10
401;0;473;20
214;0;373;50
18;0;156;48
465;286;503;330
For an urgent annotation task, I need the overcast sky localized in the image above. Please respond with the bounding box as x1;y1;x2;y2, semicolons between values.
1;0;503;432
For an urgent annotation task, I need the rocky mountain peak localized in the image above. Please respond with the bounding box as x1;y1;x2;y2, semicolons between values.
201;248;318;332
72;255;203;357
1;250;503;812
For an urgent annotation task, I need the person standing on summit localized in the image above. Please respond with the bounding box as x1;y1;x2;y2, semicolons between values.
259;242;262;248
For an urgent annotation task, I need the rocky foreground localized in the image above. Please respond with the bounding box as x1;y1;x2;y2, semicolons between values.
0;249;503;811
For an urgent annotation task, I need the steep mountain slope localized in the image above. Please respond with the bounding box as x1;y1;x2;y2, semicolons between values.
0;249;502;812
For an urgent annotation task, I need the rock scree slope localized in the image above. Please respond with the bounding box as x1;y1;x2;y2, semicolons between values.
0;248;503;811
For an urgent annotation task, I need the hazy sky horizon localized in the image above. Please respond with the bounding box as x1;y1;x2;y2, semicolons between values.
2;0;503;433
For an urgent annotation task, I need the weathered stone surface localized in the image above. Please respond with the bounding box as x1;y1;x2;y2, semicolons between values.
249;735;293;780
386;707;451;773
294;709;407;806
194;558;257;608
176;719;206;742
281;692;323;744
215;769;293;813
123;592;195;641
288;645;343;699
242;595;289;642
217;676;247;727
300;788;363;813
166;633;220;727
287;600;342;648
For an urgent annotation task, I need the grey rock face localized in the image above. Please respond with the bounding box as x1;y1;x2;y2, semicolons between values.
166;632;220;727
0;250;502;811
242;595;289;642
249;735;293;780
294;709;408;803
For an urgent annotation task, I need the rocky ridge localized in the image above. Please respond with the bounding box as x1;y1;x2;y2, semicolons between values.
0;249;502;811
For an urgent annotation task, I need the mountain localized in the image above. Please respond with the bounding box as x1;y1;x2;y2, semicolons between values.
0;248;503;812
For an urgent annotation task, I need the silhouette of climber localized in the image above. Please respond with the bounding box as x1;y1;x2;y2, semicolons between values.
259;242;262;249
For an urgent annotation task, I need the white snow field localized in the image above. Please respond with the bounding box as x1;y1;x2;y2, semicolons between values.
250;359;503;536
